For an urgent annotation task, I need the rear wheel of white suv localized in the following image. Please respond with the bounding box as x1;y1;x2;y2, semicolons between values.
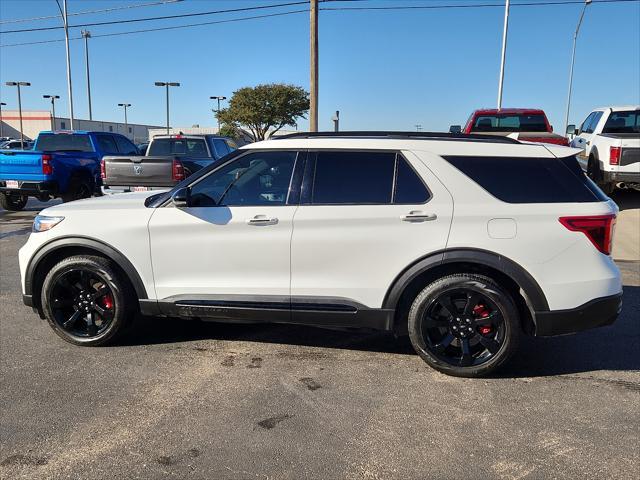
408;274;520;377
41;255;134;346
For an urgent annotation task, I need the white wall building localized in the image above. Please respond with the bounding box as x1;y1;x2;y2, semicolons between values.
0;110;162;144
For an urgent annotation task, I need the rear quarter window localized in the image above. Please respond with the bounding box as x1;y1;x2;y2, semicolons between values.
443;155;607;203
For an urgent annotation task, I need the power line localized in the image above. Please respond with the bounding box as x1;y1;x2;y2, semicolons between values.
320;0;639;10
0;0;183;25
0;0;636;48
0;1;311;34
0;9;310;48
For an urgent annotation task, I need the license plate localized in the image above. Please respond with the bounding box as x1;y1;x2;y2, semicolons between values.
132;186;148;192
5;180;19;189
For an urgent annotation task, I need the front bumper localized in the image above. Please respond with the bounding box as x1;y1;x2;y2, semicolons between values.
534;293;622;336
0;180;58;196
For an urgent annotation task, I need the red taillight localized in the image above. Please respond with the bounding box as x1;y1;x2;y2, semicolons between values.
42;154;53;175
172;158;185;182
559;214;617;255
609;146;621;166
100;159;106;180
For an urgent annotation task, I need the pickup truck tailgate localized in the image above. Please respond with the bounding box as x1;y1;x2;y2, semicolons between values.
0;151;45;181
103;155;176;187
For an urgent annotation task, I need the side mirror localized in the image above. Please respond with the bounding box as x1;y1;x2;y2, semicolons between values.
566;124;577;135
449;125;462;134
171;187;190;208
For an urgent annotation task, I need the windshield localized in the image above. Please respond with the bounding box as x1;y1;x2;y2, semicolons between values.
148;138;208;156
602;111;640;134
36;134;94;152
471;114;548;133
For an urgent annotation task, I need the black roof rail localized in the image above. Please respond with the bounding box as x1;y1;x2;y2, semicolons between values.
273;131;521;144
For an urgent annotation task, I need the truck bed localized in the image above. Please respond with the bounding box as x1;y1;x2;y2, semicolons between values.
102;155;214;189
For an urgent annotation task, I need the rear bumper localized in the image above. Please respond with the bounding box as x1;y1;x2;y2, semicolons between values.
533;293;622;336
603;171;640;184
0;180;58;196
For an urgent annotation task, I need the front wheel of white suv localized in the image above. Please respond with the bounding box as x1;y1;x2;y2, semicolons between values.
41;255;135;346
408;274;521;377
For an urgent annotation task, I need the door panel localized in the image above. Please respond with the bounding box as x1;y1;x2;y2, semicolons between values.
290;150;453;309
148;150;300;300
149;205;297;299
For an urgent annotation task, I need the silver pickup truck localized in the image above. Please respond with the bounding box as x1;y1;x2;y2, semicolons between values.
101;134;237;192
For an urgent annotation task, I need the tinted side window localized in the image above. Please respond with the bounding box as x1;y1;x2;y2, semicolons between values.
96;134;118;154
115;136;138;155
443;156;606;203
394;155;430;204
311;151;395;204
580;113;595;133
212;138;230;157
189;151;297;207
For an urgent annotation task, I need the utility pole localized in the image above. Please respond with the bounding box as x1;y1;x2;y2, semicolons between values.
564;0;592;133
59;0;75;129
210;96;226;132
415;124;422;132
43;95;60;130
0;102;5;138
497;0;510;109
155;82;180;134
118;103;131;138
5;82;30;148
82;30;93;120
310;0;319;132
332;110;339;132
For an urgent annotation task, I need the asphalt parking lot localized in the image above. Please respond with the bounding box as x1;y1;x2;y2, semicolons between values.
1;192;638;480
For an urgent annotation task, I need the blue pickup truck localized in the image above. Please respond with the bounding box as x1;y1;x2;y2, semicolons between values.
0;130;140;211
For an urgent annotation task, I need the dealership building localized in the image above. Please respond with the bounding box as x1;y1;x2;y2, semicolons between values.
0;110;162;144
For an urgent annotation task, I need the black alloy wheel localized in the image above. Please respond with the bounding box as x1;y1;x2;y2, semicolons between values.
408;274;520;377
49;269;115;338
41;255;134;346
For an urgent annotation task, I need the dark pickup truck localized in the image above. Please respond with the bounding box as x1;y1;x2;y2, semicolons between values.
101;134;237;192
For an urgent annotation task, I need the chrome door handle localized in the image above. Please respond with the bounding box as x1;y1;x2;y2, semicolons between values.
401;211;437;222
247;215;278;226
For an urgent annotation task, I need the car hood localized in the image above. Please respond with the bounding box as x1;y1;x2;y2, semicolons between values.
40;191;164;215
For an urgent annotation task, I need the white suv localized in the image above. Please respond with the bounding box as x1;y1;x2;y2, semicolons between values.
19;132;622;377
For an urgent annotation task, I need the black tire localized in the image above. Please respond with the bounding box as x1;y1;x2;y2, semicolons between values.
408;273;520;377
61;177;93;203
40;255;135;346
588;155;615;196
0;191;28;211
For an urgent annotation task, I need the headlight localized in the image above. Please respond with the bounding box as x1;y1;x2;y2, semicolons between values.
33;215;64;232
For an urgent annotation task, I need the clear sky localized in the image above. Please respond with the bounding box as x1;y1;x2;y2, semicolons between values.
0;0;638;133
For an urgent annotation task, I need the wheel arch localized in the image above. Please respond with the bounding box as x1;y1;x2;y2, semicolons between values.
26;236;148;314
383;248;549;335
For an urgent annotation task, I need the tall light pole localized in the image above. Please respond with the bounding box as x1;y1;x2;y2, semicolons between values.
57;0;75;129
43;95;60;130
5;82;30;148
310;0;319;132
155;82;180;135
0;102;6;138
209;96;226;132
82;30;93;120
497;0;510;109
564;0;592;133
118;103;131;137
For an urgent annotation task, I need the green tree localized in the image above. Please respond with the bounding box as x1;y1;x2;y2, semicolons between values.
217;84;309;141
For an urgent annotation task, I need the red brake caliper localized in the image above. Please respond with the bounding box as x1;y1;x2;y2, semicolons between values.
102;294;114;310
473;305;492;335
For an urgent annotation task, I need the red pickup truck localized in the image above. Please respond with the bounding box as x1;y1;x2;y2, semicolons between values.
451;108;569;146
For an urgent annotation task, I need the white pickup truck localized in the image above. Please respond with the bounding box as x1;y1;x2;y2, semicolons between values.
568;106;640;194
